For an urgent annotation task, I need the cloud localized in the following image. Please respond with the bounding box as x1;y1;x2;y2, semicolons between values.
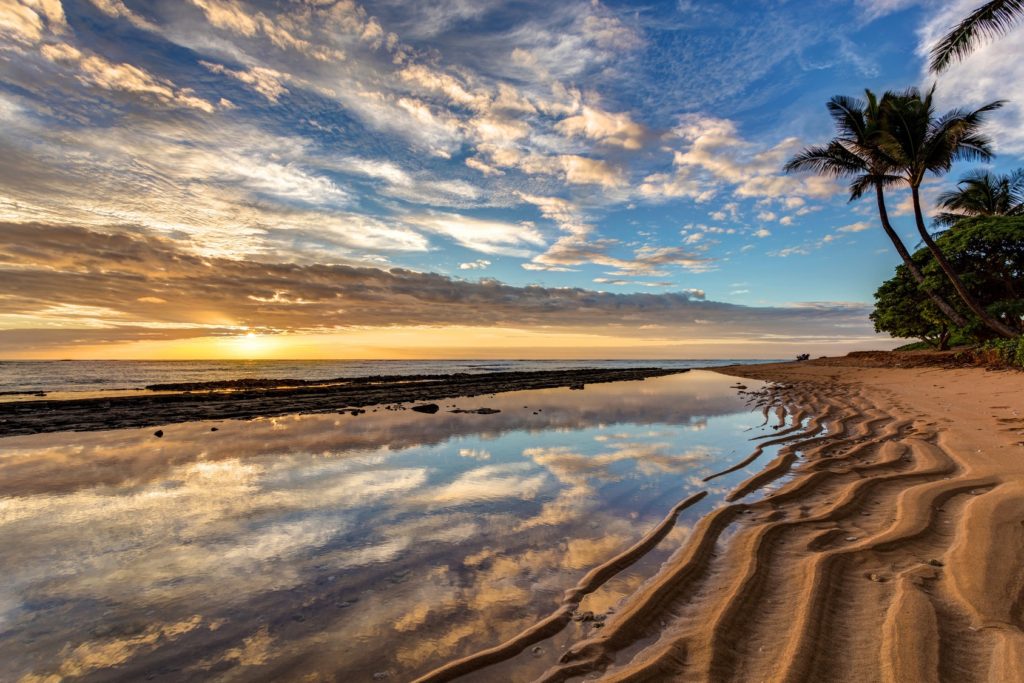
856;0;920;20
837;221;871;233
917;0;1024;153
556;105;647;150
200;61;289;103
0;0;66;44
753;228;771;238
768;245;809;257
459;259;491;270
38;43;216;111
404;213;545;257
641;115;840;206
0;223;878;351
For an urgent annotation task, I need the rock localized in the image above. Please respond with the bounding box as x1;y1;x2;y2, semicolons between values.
450;407;501;414
372;673;389;680
927;559;945;567
153;430;163;438
868;572;886;582
411;404;439;414
210;427;218;432
531;645;544;657
572;610;594;622
845;536;857;542
569;383;585;390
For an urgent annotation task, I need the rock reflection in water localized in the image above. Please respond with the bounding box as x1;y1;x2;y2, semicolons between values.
0;370;763;681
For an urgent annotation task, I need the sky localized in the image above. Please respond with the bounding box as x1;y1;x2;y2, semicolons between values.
0;0;1022;360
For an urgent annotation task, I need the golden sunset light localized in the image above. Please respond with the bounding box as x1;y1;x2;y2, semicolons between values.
1;0;1023;681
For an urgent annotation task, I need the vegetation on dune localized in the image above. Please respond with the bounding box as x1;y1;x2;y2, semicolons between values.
979;335;1024;368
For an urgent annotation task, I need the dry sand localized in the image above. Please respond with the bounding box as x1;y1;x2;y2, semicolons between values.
418;357;1024;682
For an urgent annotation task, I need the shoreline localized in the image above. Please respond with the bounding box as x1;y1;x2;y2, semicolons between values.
416;357;1024;681
0;367;685;436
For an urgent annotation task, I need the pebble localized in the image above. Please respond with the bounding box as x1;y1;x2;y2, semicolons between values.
845;536;857;542
531;645;544;657
868;573;886;583
153;430;163;438
927;559;945;567
210;427;218;432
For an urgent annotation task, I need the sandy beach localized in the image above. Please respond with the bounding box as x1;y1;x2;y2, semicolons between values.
416;356;1024;682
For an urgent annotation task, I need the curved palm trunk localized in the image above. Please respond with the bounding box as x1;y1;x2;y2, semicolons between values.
875;185;969;328
911;187;1019;337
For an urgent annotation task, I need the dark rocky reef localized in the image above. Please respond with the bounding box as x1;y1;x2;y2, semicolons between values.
0;367;687;436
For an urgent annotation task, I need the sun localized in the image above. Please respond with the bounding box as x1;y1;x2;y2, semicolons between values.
232;330;276;358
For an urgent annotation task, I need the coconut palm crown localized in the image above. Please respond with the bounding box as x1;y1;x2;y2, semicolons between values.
874;87;1018;336
784;90;969;328
934;168;1024;226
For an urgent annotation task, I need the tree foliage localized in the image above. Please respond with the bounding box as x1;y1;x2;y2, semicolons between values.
872;216;1024;345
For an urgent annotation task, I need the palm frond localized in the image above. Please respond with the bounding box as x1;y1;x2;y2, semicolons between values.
783;143;865;177
826;95;868;140
929;0;1024;73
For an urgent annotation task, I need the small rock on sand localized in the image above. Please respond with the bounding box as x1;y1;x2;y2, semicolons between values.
411;404;440;414
153;430;163;438
210;427;218;432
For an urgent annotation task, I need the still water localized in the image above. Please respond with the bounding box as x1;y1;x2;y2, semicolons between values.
0;371;775;682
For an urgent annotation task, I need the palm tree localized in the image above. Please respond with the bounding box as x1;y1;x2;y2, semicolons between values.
934;168;1024;226
784;91;969;328
929;0;1024;73
875;86;1019;337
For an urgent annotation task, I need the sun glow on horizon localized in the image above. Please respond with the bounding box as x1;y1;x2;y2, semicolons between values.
1;325;899;361
226;331;281;359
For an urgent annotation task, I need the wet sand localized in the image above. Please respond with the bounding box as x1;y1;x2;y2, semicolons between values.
418;357;1024;682
0;367;682;436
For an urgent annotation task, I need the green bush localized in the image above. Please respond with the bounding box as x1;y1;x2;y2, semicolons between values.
981;336;1024;368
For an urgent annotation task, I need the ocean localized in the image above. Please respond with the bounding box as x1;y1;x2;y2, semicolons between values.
0;359;779;394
